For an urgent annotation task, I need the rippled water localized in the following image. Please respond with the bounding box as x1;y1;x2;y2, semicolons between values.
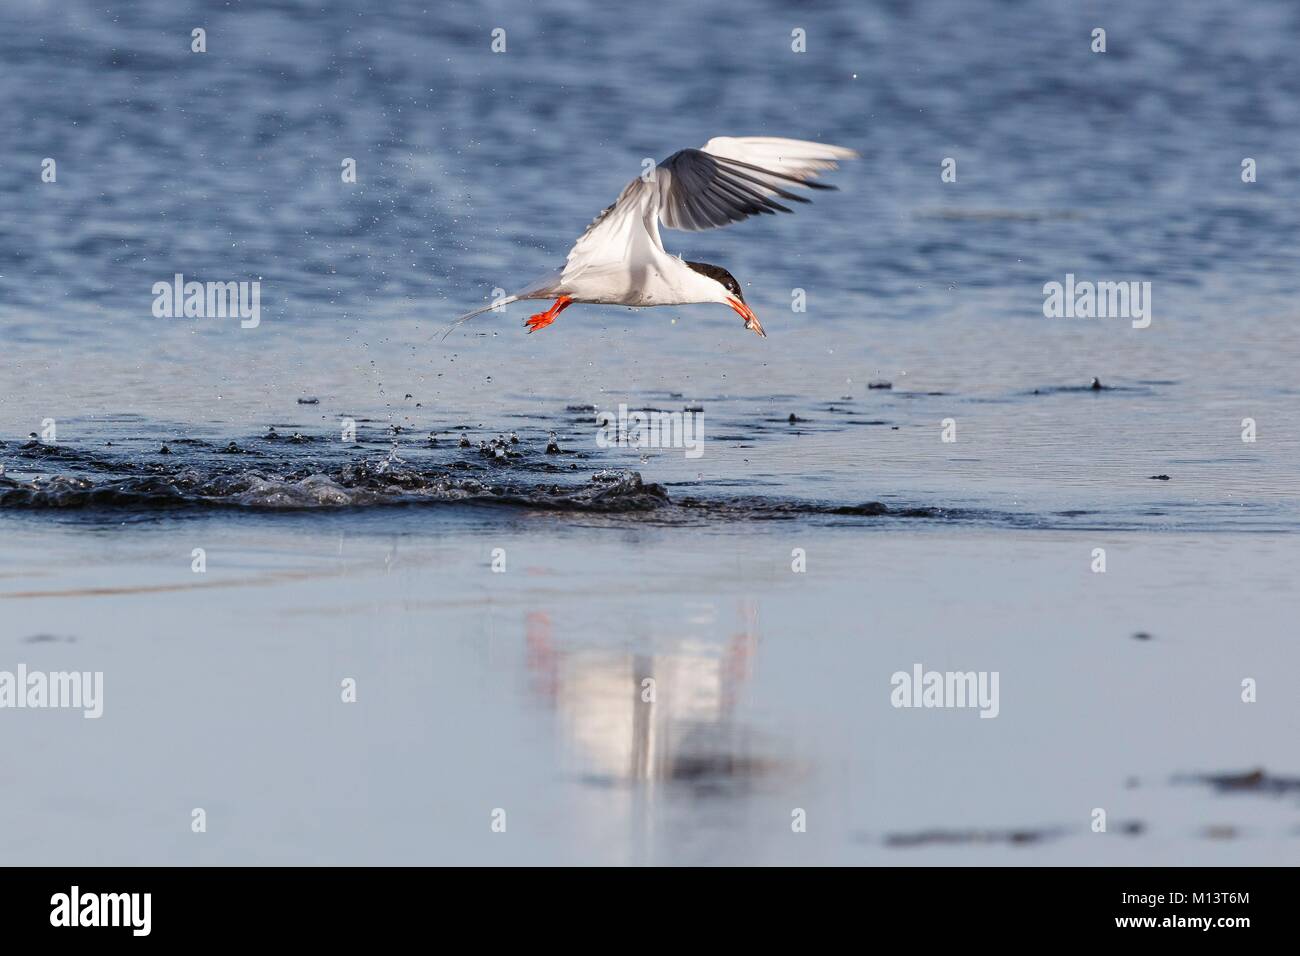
2;0;1298;865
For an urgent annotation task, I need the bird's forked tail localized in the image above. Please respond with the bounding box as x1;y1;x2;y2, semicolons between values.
437;270;563;341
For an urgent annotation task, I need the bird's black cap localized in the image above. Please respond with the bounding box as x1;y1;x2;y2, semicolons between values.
685;261;744;302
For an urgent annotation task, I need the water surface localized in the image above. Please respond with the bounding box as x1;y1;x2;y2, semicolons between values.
1;0;1298;865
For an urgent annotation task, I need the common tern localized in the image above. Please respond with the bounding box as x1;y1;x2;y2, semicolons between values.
452;136;856;338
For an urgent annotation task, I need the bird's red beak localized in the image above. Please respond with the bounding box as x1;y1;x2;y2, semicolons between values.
727;296;766;337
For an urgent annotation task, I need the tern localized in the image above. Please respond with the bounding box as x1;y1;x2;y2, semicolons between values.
452;136;856;338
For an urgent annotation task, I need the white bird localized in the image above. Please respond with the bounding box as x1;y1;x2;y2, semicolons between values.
451;136;857;338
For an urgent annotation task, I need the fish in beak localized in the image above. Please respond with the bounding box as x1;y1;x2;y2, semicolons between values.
727;296;766;337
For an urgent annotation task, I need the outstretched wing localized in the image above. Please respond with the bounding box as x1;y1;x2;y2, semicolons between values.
656;137;857;232
561;136;856;282
562;177;663;280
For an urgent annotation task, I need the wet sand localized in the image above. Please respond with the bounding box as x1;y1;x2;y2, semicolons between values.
2;509;1297;865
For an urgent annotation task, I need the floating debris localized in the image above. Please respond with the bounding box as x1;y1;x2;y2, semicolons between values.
868;381;893;390
882;826;1062;848
1179;768;1300;795
21;633;76;644
1131;631;1153;641
828;501;942;518
296;397;320;405
1201;824;1238;840
1148;474;1170;481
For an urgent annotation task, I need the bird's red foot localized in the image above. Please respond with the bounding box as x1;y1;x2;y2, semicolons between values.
525;296;572;333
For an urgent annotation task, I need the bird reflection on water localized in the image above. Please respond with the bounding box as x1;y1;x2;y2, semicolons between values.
524;607;782;798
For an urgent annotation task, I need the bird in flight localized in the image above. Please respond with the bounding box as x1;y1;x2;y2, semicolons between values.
451;137;856;338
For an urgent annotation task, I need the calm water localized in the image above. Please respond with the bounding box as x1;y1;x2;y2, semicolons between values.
1;0;1298;864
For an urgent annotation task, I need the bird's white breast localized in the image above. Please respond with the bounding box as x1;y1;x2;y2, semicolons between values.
563;253;717;307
